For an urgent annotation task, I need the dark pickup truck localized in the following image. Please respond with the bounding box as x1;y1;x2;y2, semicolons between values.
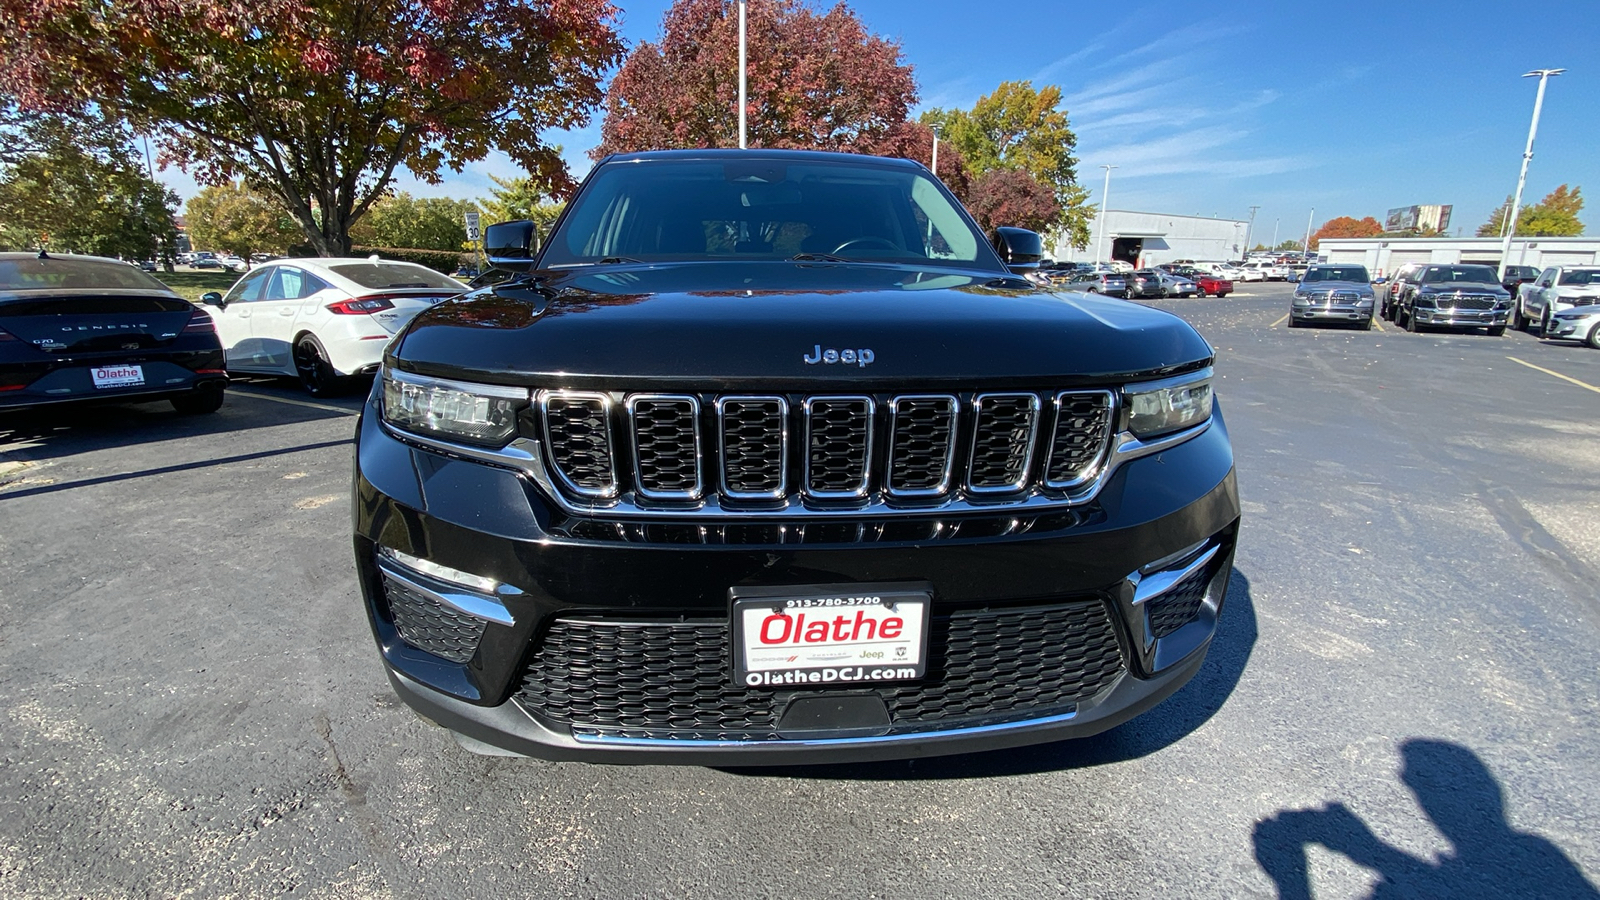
352;149;1239;764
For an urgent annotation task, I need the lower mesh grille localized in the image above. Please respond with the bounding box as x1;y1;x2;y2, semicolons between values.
383;575;488;663
1146;564;1210;639
515;601;1126;740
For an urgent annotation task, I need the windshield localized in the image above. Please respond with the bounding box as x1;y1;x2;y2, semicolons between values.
1557;269;1600;285
541;157;988;268
1421;265;1497;284
328;263;465;291
1302;266;1370;283
0;256;173;292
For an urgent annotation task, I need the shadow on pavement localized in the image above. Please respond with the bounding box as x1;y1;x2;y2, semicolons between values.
0;376;365;464
721;567;1258;780
1253;738;1599;900
0;438;353;501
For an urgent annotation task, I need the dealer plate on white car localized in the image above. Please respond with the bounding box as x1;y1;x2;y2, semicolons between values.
90;365;144;389
729;583;931;688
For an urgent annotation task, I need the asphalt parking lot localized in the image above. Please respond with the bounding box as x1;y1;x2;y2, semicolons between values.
1;282;1597;899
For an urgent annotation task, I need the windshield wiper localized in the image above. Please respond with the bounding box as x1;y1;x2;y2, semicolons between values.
789;253;848;263
596;256;642;265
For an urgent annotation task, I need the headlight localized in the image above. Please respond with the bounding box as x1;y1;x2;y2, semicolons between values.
381;368;529;447
1125;371;1213;439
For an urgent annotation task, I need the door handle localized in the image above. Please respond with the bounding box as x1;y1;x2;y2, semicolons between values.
279;308;294;316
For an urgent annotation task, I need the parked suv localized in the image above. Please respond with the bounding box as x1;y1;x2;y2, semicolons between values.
1380;263;1427;322
1392;264;1511;335
352;149;1240;764
1499;264;1541;299
1514;266;1600;335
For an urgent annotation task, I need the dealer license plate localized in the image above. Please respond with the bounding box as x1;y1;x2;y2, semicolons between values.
730;584;931;688
90;364;144;389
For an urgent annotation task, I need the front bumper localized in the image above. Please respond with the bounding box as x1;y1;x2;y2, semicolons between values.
353;396;1240;764
1292;302;1372;322
1412;307;1508;328
1546;311;1600;341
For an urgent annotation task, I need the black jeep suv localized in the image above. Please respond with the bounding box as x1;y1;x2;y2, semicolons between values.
352;150;1239;764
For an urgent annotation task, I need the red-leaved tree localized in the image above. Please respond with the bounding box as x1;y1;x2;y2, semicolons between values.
596;0;917;158
965;169;1062;234
1310;215;1383;249
0;0;624;255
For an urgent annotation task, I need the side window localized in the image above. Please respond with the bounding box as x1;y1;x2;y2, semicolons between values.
271;267;307;300
1540;268;1556;287
222;268;271;304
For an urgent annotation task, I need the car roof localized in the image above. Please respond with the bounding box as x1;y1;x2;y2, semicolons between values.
599;148;924;170
0;252;180;295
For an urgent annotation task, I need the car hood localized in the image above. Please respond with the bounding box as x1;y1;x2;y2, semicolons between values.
388;261;1213;388
1418;281;1508;294
1298;280;1372;291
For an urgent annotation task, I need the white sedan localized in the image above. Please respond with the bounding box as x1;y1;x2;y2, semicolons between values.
202;257;467;395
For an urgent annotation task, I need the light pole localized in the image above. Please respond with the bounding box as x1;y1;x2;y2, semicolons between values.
1272;218;1279;250
1094;164;1117;264
1303;208;1315;260
1245;205;1259;255
737;0;748;149
930;124;940;178
1498;68;1564;279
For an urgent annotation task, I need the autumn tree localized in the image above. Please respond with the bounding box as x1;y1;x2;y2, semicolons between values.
596;0;917;156
185;182;303;262
965;170;1061;234
1309;215;1383;249
350;192;481;251
1518;185;1584;236
0;0;625;256
1477;185;1585;237
0;100;179;261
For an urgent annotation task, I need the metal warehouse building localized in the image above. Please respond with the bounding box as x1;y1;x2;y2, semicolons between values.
1318;236;1600;278
1048;210;1250;268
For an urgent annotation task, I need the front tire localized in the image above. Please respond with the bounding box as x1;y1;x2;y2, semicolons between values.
1538;309;1552;338
1510;303;1524;331
1586;323;1600;350
293;335;345;397
1406;309;1424;333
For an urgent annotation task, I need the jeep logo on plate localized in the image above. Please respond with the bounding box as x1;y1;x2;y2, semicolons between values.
802;344;875;367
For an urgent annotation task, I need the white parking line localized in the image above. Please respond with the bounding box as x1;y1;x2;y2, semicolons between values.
1505;356;1600;396
228;388;359;415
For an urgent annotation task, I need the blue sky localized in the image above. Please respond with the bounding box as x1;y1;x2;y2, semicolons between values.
158;0;1600;241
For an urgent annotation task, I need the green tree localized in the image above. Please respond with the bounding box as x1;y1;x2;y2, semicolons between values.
1477;186;1584;237
923;81;1091;248
1;0;625;256
478;175;566;234
350;192;481;251
0;101;178;261
1477;196;1514;237
1517;184;1584;236
185;182;302;262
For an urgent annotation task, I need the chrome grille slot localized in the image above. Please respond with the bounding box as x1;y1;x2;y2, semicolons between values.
541;391;618;498
968;393;1040;493
718;396;788;500
1045;391;1114;489
887;395;957;497
628;395;702;501
804;396;873;498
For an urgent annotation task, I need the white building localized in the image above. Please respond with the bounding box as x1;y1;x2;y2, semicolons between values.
1048;209;1251;268
1318;236;1600;278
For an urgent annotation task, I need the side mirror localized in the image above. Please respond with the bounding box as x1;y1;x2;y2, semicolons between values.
1372;276;1387;285
485;219;539;272
200;291;225;307
991;227;1045;275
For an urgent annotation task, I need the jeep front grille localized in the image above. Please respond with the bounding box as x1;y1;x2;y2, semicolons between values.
538;389;1117;514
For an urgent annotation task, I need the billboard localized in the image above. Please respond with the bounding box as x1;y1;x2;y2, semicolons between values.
1385;204;1453;234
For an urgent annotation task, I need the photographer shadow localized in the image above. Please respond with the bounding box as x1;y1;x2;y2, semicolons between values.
1253;738;1598;899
